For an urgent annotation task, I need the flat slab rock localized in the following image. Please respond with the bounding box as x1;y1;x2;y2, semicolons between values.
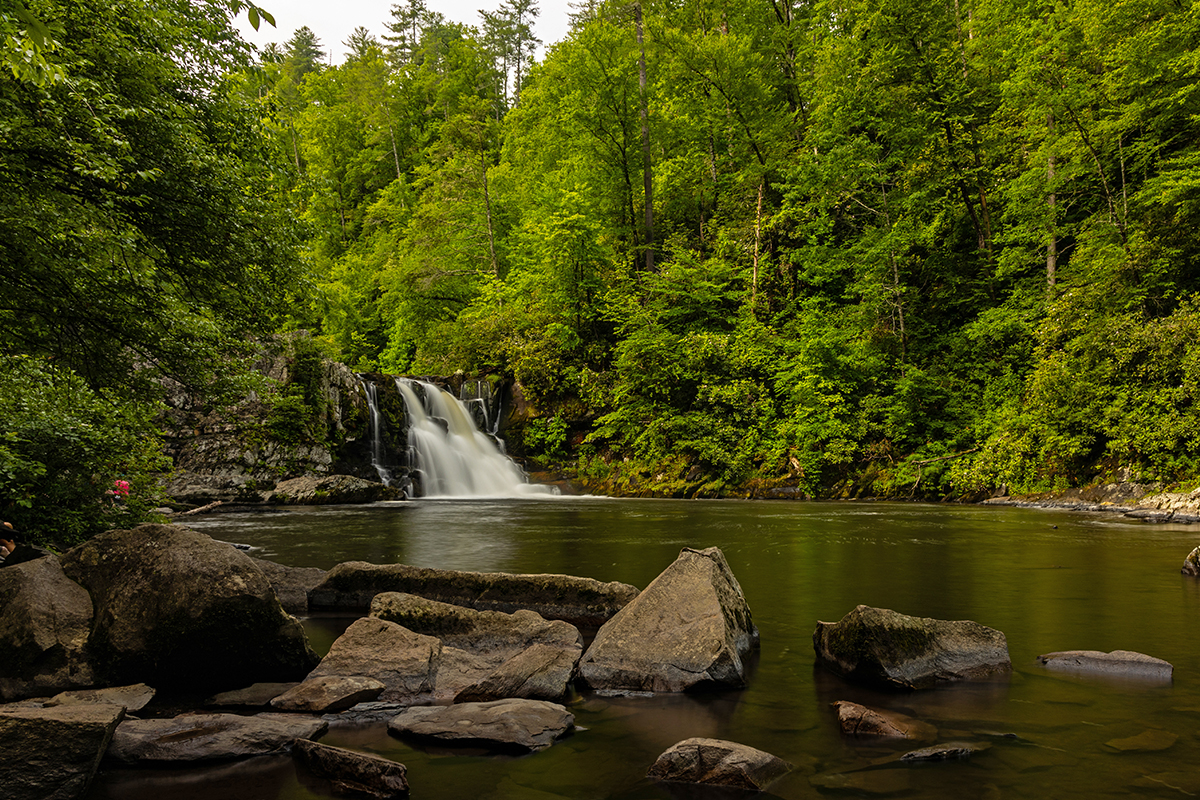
107;712;327;763
293;739;409;799
387;698;574;754
207;682;299;708
1037;650;1173;682
813;605;1011;690
832;701;937;741
45;683;155;713
647;738;792;791
0;703;125;800
271;675;385;713
309;560;637;626
303;617;440;704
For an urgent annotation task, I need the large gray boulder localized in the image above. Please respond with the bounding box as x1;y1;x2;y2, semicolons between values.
0;555;96;701
303;617;441;703
309;560;638;626
387;698;574;753
293;739;409;799
107;712;327;763
647;738;792;791
0;704;124;800
60;524;318;690
1037;649;1173;683
579;547;758;692
813;605;1011;690
370;592;582;702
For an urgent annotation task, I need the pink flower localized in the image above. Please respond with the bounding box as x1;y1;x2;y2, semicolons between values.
113;480;131;498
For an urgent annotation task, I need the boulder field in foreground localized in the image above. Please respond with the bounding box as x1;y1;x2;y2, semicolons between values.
813;605;1011;690
647;738;792;791
61;524;319;691
308;561;638;627
579;546;758;693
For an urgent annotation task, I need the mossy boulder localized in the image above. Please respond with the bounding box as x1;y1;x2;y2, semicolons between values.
813;605;1011;690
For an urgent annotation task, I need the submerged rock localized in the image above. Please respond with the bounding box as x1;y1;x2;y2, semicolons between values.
813;605;1011;690
832;701;937;741
309;560;638;626
646;738;792;791
1105;729;1177;752
0;555;96;701
293;739;409;799
579;547;758;693
0;703;124;800
1037;650;1173;683
899;742;989;762
387;698;574;753
61;524;319;691
369;592;582;702
107;712;327;763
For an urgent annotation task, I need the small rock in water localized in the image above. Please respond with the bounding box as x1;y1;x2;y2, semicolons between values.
646;738;792;791
899;741;990;762
832;701;937;741
1037;650;1172;683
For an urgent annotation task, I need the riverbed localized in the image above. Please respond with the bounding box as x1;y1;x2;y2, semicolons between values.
88;499;1200;799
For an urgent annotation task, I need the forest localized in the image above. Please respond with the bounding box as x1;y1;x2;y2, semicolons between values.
2;0;1199;541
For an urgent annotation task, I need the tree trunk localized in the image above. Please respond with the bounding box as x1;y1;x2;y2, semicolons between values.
635;3;654;272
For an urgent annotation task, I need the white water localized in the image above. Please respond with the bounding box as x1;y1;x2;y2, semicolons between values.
362;380;392;485
396;378;556;498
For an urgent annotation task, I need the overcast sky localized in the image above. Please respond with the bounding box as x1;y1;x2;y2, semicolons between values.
233;0;574;64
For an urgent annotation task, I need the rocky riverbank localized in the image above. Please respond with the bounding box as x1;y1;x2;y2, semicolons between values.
982;481;1200;524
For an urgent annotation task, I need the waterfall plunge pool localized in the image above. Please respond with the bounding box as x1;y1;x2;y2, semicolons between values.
90;499;1200;800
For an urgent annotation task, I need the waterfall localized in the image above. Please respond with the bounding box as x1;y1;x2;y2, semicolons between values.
396;378;554;498
361;379;392;485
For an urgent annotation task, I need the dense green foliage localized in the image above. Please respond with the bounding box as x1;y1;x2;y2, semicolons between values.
0;0;299;543
267;0;1200;497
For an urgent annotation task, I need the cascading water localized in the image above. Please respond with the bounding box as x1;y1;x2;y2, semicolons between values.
361;379;392;485
396;378;554;498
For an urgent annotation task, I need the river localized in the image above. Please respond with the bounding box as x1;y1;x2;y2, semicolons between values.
88;498;1200;799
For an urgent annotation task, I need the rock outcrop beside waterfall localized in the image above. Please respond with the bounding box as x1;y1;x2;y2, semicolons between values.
309;561;639;627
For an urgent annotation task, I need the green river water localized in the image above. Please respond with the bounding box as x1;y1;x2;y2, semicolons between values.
88;498;1200;799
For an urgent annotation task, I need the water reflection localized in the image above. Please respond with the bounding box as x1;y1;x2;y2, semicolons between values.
94;500;1200;800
